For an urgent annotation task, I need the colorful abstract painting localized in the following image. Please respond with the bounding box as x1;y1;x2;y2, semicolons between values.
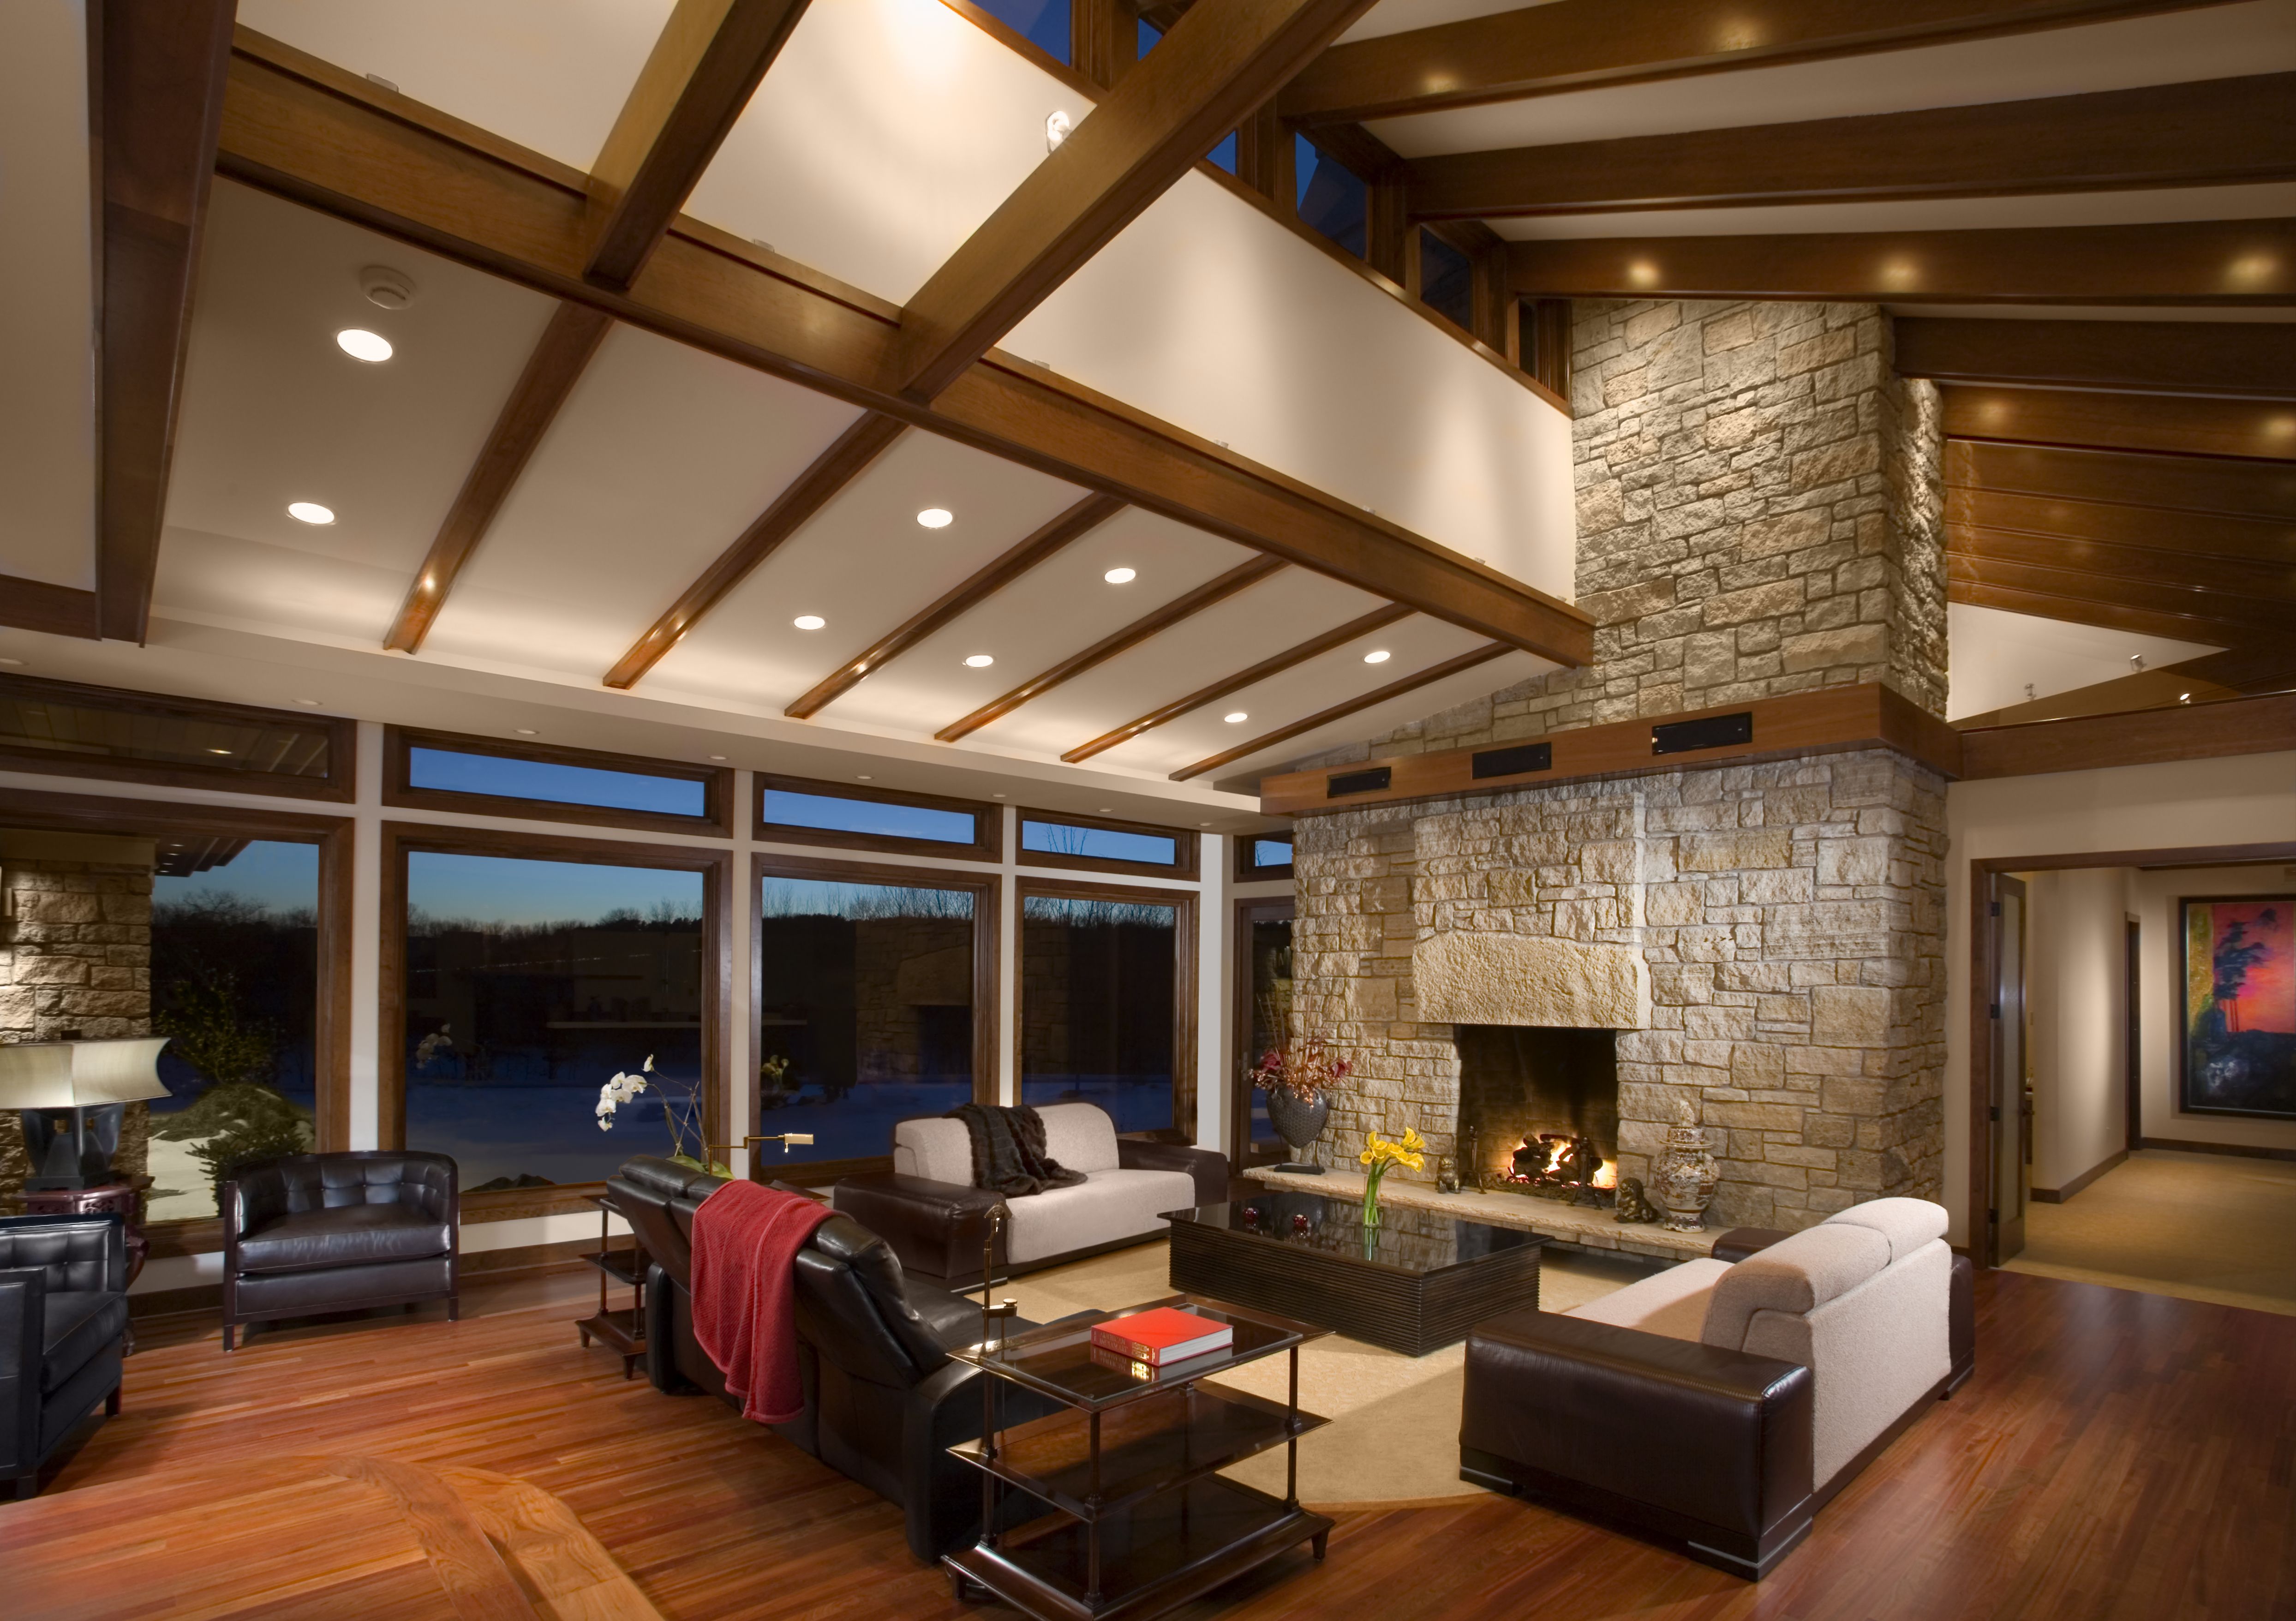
2181;897;2296;1119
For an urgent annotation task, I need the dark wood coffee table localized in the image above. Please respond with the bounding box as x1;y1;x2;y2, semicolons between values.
1165;1190;1549;1356
944;1293;1332;1621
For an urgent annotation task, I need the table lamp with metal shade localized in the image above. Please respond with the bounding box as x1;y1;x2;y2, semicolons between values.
0;1037;172;1190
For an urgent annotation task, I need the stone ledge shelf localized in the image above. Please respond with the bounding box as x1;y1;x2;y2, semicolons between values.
1244;1166;1716;1265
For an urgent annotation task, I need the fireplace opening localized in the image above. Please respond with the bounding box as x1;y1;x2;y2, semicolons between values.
1454;1025;1620;1205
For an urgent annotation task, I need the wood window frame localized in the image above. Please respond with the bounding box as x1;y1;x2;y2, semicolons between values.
0;672;355;802
750;851;1003;1188
1016;808;1200;880
378;822;733;1222
755;772;1002;862
1233;832;1296;883
0;784;355;1256
1016;875;1199;1144
1230;894;1295;1166
384;725;733;838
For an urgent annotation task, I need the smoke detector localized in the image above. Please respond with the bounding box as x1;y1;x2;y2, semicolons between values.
360;265;417;310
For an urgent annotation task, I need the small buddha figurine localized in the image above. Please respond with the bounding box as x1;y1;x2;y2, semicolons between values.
1435;1155;1459;1195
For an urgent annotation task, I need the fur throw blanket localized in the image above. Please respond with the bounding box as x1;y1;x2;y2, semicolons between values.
947;1103;1087;1197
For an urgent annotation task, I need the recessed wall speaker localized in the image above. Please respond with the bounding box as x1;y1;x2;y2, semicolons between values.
1327;766;1392;798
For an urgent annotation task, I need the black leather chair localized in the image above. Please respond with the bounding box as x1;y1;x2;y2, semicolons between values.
221;1151;459;1351
1;1214;129;1500
608;1156;1062;1562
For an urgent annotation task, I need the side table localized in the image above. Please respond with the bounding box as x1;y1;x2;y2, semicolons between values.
574;1191;648;1378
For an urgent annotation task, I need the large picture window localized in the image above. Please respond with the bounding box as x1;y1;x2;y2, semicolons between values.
1019;880;1195;1137
384;829;726;1204
753;859;994;1172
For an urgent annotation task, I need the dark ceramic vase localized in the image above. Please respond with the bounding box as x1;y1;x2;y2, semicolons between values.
1265;1089;1330;1173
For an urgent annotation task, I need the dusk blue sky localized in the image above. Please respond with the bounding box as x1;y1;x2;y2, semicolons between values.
153;838;317;915
408;851;702;927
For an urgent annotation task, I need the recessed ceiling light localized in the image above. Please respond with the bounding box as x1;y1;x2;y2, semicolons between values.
856;774;873;781
287;502;335;525
335;328;392;362
207;747;232;755
1224;711;1249;724
917;508;953;529
1363;649;1392;664
793;614;825;630
514;728;538;736
0;657;25;668
708;754;727;761
293;698;321;706
1104;567;1136;584
964;654;994;668
2180;693;2193;703
1099;808;1113;813
993;793;1005;799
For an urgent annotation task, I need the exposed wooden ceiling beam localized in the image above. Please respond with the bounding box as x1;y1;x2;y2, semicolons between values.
1947;487;2294;564
1947;553;2294;631
584;0;813;288
383;301;614;654
895;0;1376;400
1411;73;2296;221
1948;525;2296;601
1944;440;2296;519
221;32;1593;665
92;0;237;644
0;576;102;640
1171;640;1513;780
1947;577;2266;646
1942;385;2296;461
1280;0;2241;126
1061;602;1413;761
782;491;1124;718
1506;219;2296;305
936;556;1287;742
604;413;906;689
1897;317;2296;399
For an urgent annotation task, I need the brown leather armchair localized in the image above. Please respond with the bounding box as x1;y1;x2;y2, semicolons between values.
221;1151;459;1351
1;1214;129;1500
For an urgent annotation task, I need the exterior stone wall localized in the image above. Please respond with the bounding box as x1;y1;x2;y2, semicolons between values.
0;856;155;1201
1292;750;1946;1230
1301;297;1946;768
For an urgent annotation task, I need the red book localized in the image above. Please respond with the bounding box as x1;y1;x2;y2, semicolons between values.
1089;1306;1233;1365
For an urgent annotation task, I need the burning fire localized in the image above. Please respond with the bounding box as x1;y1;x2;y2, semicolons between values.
1592;1160;1617;1190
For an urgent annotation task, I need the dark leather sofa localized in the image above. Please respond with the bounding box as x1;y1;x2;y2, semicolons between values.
1;1213;130;1500
608;1156;1063;1562
221;1151;459;1351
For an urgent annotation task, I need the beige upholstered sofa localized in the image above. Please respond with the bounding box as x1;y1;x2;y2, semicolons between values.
1461;1196;1972;1579
831;1103;1228;1286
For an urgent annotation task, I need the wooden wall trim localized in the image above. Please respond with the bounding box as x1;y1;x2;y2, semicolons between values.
2137;1136;2296;1163
1957;690;2296;781
1257;682;1962;814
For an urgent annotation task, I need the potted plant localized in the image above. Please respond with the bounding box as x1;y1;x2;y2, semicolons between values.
1248;1034;1349;1173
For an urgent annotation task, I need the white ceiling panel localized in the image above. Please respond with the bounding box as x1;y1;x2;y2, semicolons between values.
1100;613;1509;777
1946;601;2221;721
1486;183;2296;240
643;428;1088;709
166;183;558;635
235;0;670;173
965;567;1390;760
424;324;864;677
0;0;94;590
154;526;422;646
687;0;1091;305
1369;1;2296;157
820;507;1258;735
1337;0;1548;45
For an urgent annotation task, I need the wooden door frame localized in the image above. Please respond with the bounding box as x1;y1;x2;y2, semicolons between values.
1965;840;2296;1266
1229;894;1295;1166
2125;915;2144;1154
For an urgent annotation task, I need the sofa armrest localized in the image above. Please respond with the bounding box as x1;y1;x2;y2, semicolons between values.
0;1267;43;1471
1711;1226;1794;1264
1463;1307;1813;1549
1118;1137;1229;1207
833;1172;1007;1286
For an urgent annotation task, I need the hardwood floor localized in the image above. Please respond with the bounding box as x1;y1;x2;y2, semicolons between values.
4;1265;2290;1620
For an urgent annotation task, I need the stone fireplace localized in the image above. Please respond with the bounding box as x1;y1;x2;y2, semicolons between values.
1285;297;1949;1232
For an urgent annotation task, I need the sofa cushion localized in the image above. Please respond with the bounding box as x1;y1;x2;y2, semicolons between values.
1036;1103;1119;1174
894;1117;975;1185
1821;1196;1949;1263
42;1290;127;1392
1702;1224;1891;1352
1562;1257;1731;1342
235;1204;452;1274
1004;1168;1197;1264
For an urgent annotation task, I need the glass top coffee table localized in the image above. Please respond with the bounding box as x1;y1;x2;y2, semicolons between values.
943;1292;1333;1621
1165;1190;1549;1356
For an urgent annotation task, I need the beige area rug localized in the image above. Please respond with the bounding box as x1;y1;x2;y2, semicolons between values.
993;1239;1645;1507
2004;1148;2296;1317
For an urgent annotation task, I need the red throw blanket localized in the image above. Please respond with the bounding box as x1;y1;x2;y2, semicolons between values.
689;1181;834;1425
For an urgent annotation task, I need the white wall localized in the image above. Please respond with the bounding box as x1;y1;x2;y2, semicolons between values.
2131;862;2296;1155
2017;867;2131;1195
1943;748;2296;1245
